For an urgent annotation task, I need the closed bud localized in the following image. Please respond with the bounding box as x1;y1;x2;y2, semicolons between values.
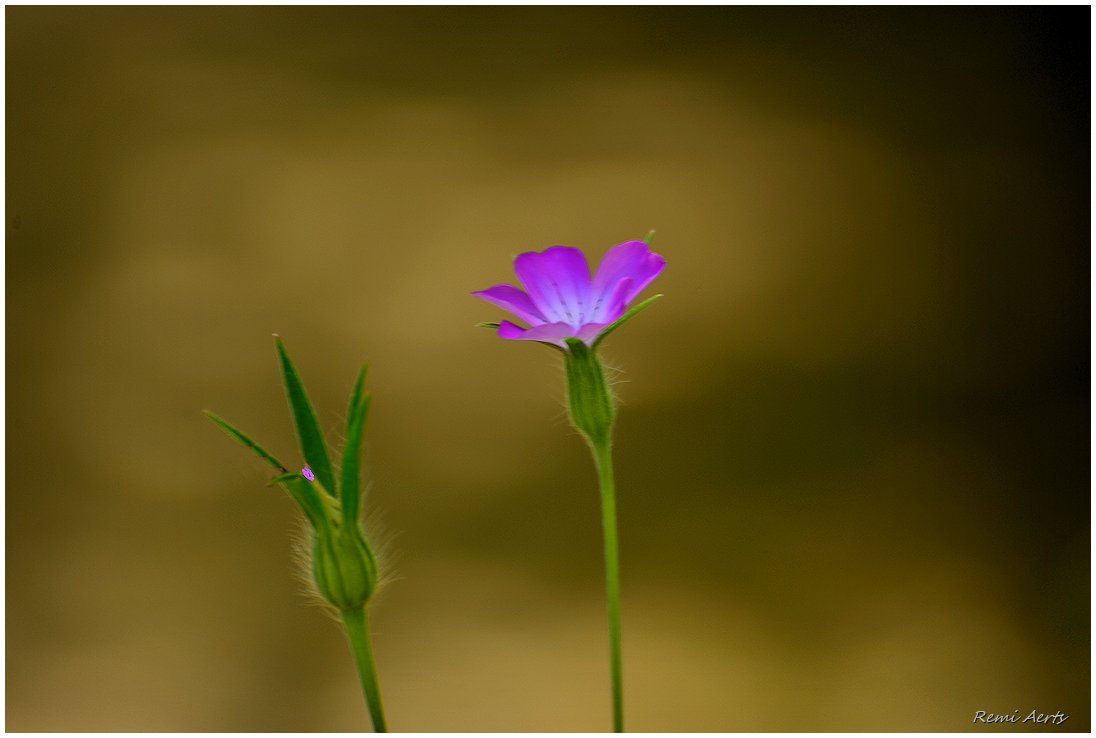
312;525;378;612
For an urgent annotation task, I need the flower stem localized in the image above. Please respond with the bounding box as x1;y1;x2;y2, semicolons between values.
341;607;388;732
592;440;624;732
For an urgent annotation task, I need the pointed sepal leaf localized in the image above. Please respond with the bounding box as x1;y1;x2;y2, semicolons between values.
266;471;303;487
274;336;337;497
592;293;663;350
340;364;372;523
204;410;288;473
273;473;331;531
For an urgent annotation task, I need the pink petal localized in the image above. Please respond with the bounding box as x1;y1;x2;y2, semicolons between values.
515;246;592;326
576;322;611;345
497;320;580;348
472;284;546;326
591;241;666;307
591;276;634;323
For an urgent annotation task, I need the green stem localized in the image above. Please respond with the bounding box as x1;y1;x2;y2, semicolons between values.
592;440;624;732
341;607;388;732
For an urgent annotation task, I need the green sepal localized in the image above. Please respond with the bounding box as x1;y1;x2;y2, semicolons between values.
274;336;338;497
592;293;663;350
203;410;288;473
340;365;371;524
476;321;501;329
643;229;656;245
563;338;616;447
273;473;331;531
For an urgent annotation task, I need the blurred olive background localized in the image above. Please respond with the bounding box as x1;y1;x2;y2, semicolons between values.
6;6;1089;732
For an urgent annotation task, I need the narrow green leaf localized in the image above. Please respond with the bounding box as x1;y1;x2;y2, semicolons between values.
643;229;656;245
340;364;371;523
592;293;663;349
267;471;303;487
476;322;501;329
204;410;287;473
274;336;337;497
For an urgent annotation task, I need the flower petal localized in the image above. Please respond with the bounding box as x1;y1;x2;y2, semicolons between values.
472;284;546;326
593;277;634;323
514;246;592;326
497;319;579;348
576;321;611;345
591;241;666;308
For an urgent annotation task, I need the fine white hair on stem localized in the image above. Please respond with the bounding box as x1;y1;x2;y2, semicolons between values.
287;517;341;621
601;357;630;401
286;490;398;618
548;351;632;447
362;497;402;599
551;351;629;409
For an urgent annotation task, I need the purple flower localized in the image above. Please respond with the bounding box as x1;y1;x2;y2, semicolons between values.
302;466;315;482
473;240;666;348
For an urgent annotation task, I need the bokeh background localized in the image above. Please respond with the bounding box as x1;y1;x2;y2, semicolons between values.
7;7;1089;732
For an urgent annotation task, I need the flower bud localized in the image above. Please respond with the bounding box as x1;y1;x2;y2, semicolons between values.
312;525;378;612
563;338;616;447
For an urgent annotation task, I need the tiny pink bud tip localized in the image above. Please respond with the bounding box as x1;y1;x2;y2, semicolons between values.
302;466;315;482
